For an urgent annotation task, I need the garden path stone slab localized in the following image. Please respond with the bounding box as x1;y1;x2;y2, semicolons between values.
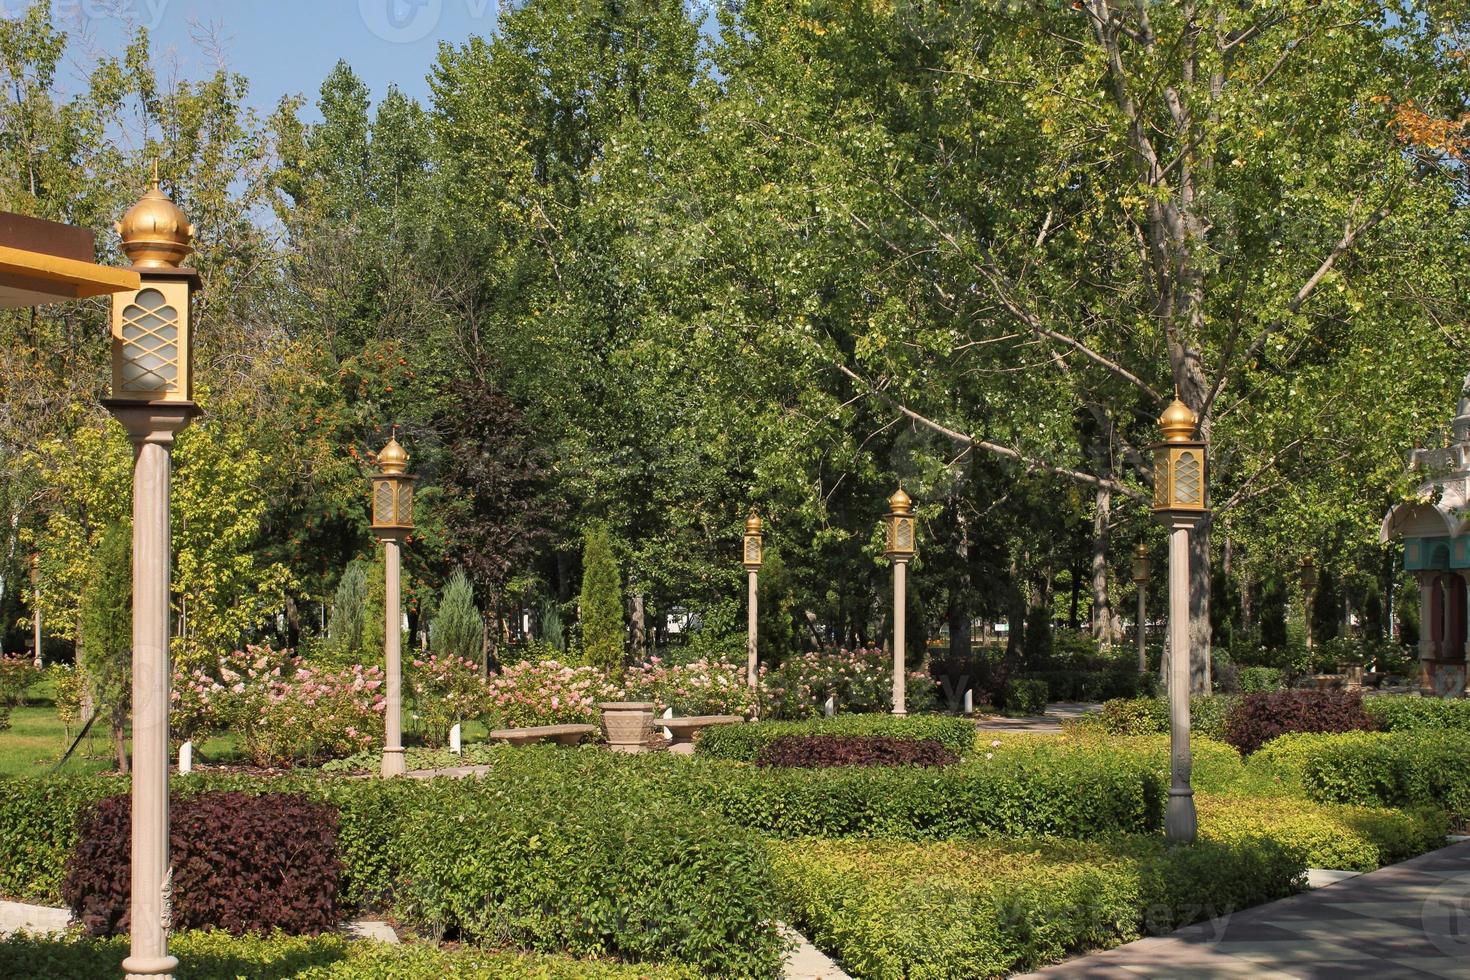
974;701;1101;733
780;924;851;980
1014;839;1470;979
345;919;399;943
0;901;69;937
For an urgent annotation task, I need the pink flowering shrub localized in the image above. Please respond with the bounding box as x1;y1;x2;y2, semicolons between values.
759;646;937;720
408;654;487;744
621;657;753;716
485;660;619;728
171;665;226;744
177;645;385;766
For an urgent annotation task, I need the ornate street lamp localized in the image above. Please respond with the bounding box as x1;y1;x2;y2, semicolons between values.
1131;543;1151;674
370;430;415;778
103;174;200;980
743;513;763;697
1152;394;1206;843
885;487;917;716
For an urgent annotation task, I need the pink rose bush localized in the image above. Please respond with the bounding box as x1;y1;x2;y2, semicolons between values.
172;645;384;766
407;653;487;743
759;646;936;719
484;659;620;729
621;657;754;716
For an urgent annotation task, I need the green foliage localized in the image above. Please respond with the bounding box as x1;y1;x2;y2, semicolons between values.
771;836;1302;979
1300;731;1470;823
0;776;117;903
328;561;368;657
1197;794;1448;873
0;658;41;732
1363;695;1470;733
79;522;131;765
1080;696;1235;741
669;749;1163;840
1237;667;1287;693
392;762;784;979
696;715;976;761
0;931;699;980
431;570;482;665
1001;678;1048;715
578;524;624;674
1018;669;1156;702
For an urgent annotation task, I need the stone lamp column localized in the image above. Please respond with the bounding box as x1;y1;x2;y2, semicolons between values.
885;487;917;717
369;430;416;778
105;174;201;980
742;513;764;699
1131;543;1151;674
1150;394;1207;844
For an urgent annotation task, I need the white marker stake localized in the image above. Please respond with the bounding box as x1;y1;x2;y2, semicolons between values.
963;689;973;715
449;723;462;755
824;696;835;718
178;740;192;775
662;707;674;739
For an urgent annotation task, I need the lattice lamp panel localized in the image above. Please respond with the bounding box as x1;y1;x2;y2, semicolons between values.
111;281;190;402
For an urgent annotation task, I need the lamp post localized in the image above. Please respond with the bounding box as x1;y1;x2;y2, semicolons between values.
1300;557;1318;651
742;513;763;698
1151;394;1206;843
1131;543;1151;674
30;554;41;668
885;487;916;716
104;176;199;980
370;430;415;778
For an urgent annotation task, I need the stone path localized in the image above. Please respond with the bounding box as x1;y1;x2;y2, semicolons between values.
1015;839;1470;979
975;701;1101;733
780;924;851;980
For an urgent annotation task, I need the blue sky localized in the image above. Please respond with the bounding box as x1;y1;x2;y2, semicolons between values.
22;0;502;116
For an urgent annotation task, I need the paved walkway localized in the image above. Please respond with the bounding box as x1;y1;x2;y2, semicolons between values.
975;701;1101;733
1016;840;1470;979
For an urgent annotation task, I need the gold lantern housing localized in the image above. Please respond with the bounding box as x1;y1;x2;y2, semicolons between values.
1131;543;1151;584
109;178;197;404
370;433;416;532
743;513;764;570
1151;397;1207;514
885;487;917;559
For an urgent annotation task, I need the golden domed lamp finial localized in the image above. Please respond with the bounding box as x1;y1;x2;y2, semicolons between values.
108;171;198;405
370;427;416;532
885;485;916;559
1151;394;1207;515
742;511;764;570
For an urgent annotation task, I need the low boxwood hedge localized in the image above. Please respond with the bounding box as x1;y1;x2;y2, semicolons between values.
754;735;958;768
0;931;699;980
696;714;975;761
771;836;1302;979
1246;730;1470;824
390;762;784;979
666;743;1163;839
1196;793;1448;872
1078;697;1234;741
1363;695;1470;733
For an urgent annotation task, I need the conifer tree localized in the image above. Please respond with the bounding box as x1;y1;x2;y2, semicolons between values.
579;524;624;675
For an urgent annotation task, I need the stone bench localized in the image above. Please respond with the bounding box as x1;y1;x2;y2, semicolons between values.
662;715;743;755
487;723;597;747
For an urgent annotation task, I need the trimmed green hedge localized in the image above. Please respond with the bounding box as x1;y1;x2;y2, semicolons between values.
1077;696;1234;741
391;765;784;978
1363;696;1470;733
1246;730;1470;823
664;746;1163;839
0;932;699;980
696;714;975;761
1197;793;1448;872
772;836;1302;979
0;754;785;978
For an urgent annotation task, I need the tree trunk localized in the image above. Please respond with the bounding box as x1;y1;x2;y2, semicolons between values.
1068;566;1081;631
1090;483;1117;646
1190;517;1212;693
285;595;302;651
631;594;646;658
112;711;129;774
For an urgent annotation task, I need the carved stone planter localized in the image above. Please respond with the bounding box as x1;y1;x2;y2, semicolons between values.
599;702;655;753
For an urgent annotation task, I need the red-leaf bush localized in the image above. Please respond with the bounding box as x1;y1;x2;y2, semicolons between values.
755;734;959;768
1223;689;1379;755
62;791;343;937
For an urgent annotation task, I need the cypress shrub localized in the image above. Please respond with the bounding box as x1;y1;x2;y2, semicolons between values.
433;569;483;664
578;524;624;674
